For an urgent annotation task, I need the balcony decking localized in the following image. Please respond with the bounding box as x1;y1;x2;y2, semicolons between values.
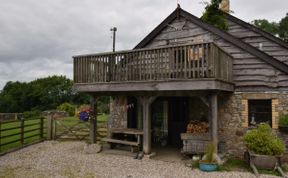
73;42;234;94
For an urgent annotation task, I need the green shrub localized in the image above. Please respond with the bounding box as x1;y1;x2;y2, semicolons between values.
23;110;41;119
243;123;285;155
201;0;228;31
203;142;217;163
279;115;288;127
57;103;76;116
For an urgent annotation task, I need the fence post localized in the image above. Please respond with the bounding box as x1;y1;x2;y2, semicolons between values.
20;119;24;146
0;122;2;152
40;117;44;139
47;115;53;140
90;96;98;144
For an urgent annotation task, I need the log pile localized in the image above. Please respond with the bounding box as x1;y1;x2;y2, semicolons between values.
186;121;209;133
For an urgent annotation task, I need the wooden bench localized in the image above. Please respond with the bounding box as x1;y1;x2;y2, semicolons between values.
102;128;143;152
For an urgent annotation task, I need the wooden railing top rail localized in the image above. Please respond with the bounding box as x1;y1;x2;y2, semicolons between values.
73;41;213;58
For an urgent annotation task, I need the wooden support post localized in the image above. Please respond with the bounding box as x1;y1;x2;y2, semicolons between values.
47;115;53;140
20;119;24;146
90;96;98;144
40;117;44;139
210;93;218;153
140;96;156;154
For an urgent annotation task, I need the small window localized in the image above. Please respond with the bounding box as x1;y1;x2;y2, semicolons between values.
248;100;272;126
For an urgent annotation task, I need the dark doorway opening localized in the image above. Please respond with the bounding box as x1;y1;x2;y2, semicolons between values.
127;97;138;129
151;97;189;149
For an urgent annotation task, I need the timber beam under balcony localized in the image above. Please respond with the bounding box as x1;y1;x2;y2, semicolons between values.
73;79;234;95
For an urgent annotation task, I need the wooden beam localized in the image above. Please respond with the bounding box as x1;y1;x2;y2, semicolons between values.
90;96;98;144
74;79;234;93
140;96;157;154
47;115;53;140
210;93;218;153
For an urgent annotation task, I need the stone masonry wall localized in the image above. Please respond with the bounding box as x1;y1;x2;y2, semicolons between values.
218;91;288;158
108;96;127;132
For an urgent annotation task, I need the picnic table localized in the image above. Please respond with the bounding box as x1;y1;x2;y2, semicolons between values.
102;128;143;152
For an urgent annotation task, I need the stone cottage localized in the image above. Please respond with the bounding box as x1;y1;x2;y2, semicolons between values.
73;3;288;157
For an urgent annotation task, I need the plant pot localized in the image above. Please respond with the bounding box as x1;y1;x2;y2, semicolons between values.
279;126;288;133
199;161;218;172
246;150;281;170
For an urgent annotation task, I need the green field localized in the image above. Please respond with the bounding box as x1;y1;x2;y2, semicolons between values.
0;114;108;154
0;118;46;153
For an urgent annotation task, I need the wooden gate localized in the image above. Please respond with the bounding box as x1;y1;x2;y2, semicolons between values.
46;113;107;141
53;118;90;141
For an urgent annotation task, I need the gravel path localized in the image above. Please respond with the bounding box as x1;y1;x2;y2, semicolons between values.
0;141;278;178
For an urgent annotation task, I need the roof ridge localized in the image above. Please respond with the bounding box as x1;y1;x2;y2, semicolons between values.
224;12;288;50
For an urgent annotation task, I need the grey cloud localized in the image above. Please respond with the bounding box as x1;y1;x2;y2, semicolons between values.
0;0;287;89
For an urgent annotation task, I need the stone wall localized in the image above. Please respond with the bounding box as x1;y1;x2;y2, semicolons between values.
108;96;128;131
218;91;288;157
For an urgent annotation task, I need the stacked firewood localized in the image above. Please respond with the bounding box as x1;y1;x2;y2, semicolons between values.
186;121;209;133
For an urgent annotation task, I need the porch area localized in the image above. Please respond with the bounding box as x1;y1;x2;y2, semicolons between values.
72;42;234;155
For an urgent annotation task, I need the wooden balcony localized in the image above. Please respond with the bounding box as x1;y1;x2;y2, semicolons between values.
73;42;234;94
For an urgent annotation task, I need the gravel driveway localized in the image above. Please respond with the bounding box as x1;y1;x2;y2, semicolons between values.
0;141;278;178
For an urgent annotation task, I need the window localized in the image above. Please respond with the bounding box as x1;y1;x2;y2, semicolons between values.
248;100;272;126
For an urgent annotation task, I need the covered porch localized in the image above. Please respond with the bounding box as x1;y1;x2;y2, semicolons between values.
86;90;231;155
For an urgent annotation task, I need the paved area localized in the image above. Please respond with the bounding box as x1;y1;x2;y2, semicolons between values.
0;141;278;178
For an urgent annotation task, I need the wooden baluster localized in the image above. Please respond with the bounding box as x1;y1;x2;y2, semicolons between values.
180;47;184;78
149;51;153;80
175;48;178;79
192;46;195;78
188;46;192;78
144;51;147;80
159;49;163;80
197;45;200;78
205;44;209;78
79;57;82;83
183;46;187;79
201;44;204;78
169;48;173;79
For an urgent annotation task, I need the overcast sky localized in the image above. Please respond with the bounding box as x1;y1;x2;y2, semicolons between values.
0;0;287;90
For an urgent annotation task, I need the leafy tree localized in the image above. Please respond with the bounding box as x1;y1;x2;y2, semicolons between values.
0;76;90;113
279;13;288;42
252;19;279;36
252;12;288;42
201;0;228;31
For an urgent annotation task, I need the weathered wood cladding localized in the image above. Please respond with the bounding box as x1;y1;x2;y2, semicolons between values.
73;42;233;84
143;17;288;90
227;20;288;65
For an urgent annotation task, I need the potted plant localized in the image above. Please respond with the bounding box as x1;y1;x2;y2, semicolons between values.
199;142;218;172
243;123;285;169
279;115;288;132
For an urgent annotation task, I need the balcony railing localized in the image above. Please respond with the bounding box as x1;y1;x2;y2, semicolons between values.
73;42;233;84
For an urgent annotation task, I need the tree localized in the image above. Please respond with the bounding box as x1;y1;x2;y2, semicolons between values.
0;76;90;113
252;19;279;36
279;13;288;42
252;12;288;42
201;0;228;31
